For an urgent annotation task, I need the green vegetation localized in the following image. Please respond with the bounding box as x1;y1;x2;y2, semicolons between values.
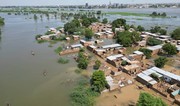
137;25;145;32
74;68;83;74
85;28;94;40
0;17;5;25
171;27;180;40
139;48;152;59
162;43;177;55
35;34;42;40
45;30;55;35
57;57;69;64
150;26;167;35
116;31;141;47
102;18;108;24
91;70;108;93
154;57;168;68
93;60;101;70
112;18;126;28
146;37;162;46
106;12;149;17
70;77;99;106
150;12;167;17
54;46;63;53
137;92;167;106
82;17;99;27
150;73;160;81
121;60;128;66
77;51;89;69
33;14;38;20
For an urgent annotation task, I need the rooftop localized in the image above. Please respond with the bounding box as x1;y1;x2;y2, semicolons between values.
133;51;144;55
147;45;162;51
102;44;122;49
71;44;83;48
107;54;123;61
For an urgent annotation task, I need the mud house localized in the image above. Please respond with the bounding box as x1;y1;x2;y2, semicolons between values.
59;44;83;55
106;54;124;67
147;45;162;55
87;45;97;52
106;76;118;91
94;49;106;57
102;44;122;51
72;35;80;40
128;51;145;61
122;64;141;76
80;40;94;46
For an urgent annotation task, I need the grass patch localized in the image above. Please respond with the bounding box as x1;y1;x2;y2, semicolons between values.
106;12;149;17
57;57;69;64
37;40;46;44
75;68;83;74
54;46;63;53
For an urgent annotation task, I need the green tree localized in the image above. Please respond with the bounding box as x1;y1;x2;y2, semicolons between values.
162;43;177;55
102;18;108;24
0;17;5;25
137;92;167;106
64;22;76;34
91;70;107;92
137;25;145;32
171;27;180;40
94;60;101;69
150;26;161;33
159;29;167;35
72;19;81;27
85;28;93;40
139;48;152;59
112;18;126;28
154;57;168;68
121;60;128;66
82;18;91;27
161;12;167;17
146;37;162;46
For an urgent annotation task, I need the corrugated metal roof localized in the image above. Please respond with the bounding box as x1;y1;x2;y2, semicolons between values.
151;67;180;82
107;54;123;61
133;51;144;55
142;69;163;78
71;44;83;48
147;45;162;51
102;44;122;49
137;73;153;82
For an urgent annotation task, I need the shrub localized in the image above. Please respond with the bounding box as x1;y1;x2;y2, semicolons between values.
54;46;63;53
57;57;69;64
154;57;168;68
139;48;152;59
146;37;162;46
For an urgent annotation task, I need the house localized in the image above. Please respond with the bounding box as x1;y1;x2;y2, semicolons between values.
106;76;118;91
95;32;105;38
94;49;106;56
102;44;122;50
66;37;70;41
80;40;94;46
72;35;80;40
138;40;146;47
104;30;114;38
106;54;124;67
176;46;180;53
129;51;145;61
38;34;57;41
123;64;141;75
136;73;158;87
87;45;97;52
147;45;162;55
157;35;170;42
59;44;83;55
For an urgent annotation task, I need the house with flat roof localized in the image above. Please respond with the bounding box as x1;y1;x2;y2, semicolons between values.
72;35;80;40
123;64;141;75
106;54;124;67
147;45;162;55
87;45;97;52
80;40;94;46
102;44;122;50
129;51;145;61
60;44;83;55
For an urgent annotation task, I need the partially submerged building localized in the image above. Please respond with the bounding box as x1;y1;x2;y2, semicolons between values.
147;45;162;55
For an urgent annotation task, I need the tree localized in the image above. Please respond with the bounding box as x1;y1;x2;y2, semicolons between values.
137;25;145;32
159;29;167;35
151;11;158;16
154;57;168;68
139;48;152;59
72;19;81;27
150;26;161;33
137;92;167;106
171;27;180;40
64;22;76;34
121;60;128;66
162;43;177;55
91;70;107;92
161;12;167;17
102;18;108;24
116;31;141;47
94;60;101;69
146;37;162;46
82;18;91;27
0;17;5;25
77;51;89;69
85;28;93;40
112;18;126;28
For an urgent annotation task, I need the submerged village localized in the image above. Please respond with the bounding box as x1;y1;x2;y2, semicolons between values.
1;5;180;106
35;11;180;106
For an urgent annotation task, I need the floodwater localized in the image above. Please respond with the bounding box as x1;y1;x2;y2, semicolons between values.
0;13;79;106
0;8;180;106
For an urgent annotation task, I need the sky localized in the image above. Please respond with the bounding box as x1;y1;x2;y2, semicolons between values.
0;0;179;6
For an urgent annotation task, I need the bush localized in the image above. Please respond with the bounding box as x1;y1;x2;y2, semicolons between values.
57;57;69;64
35;34;42;40
94;60;101;70
146;37;162;46
121;60;128;66
54;46;63;53
137;92;167;106
162;43;177;55
75;68;83;74
139;48;152;59
171;27;180;40
154;57;168;68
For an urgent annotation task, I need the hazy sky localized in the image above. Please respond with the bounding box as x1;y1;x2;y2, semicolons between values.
0;0;179;6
